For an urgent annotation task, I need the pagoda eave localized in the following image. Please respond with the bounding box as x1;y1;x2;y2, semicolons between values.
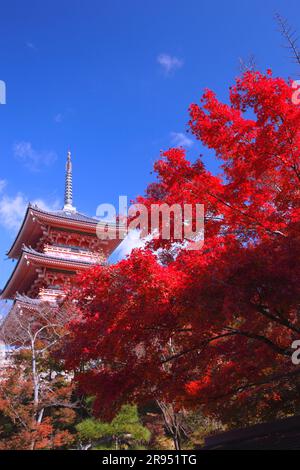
7;204;120;259
1;247;99;300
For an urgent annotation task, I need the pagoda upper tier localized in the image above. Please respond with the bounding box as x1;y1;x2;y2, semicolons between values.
7;203;120;260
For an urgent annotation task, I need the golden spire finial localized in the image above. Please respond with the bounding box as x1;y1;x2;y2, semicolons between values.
63;150;76;212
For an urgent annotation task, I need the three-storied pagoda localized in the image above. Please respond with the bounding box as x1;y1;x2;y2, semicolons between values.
1;151;121;323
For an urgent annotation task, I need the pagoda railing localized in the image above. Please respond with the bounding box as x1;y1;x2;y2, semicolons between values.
38;288;65;302
43;244;104;264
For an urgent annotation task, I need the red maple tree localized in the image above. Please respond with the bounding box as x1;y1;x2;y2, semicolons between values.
62;71;300;427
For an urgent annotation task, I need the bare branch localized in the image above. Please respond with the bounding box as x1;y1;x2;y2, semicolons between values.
275;13;300;68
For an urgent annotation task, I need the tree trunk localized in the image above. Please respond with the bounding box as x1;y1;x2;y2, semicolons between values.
173;431;181;451
30;341;40;450
157;400;183;451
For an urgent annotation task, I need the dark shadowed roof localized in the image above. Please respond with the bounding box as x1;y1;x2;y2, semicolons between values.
202;414;300;450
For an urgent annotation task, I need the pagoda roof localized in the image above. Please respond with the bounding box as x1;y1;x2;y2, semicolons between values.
0;295;57;341
1;245;99;300
7;204;120;259
32;205;100;224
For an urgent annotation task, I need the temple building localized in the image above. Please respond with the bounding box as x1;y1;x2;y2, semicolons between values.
0;151;121;325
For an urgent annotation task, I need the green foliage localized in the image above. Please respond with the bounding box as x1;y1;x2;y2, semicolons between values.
76;404;151;449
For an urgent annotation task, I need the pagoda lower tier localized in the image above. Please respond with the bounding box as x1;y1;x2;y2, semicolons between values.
1;294;50;336
0;293;66;352
1;245;102;301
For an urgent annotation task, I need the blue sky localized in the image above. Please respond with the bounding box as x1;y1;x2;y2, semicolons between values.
0;0;299;291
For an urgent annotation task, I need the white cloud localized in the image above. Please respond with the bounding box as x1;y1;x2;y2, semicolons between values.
170;132;194;148
0;193;28;230
0;187;60;232
54;108;75;124
54;113;63;123
13;141;57;172
111;229;146;262
157;53;183;75
26;42;37;51
0;180;7;193
31;198;60;213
